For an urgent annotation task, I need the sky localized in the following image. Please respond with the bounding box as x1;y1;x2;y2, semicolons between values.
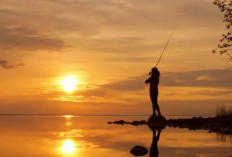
0;0;231;115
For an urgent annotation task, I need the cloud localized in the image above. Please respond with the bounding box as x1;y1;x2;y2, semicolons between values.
0;0;222;55
162;69;232;88
104;56;156;63
0;26;64;51
94;69;232;92
74;69;232;103
109;69;232;90
185;89;232;96
35;69;232;108
102;75;146;91
69;69;232;103
0;59;24;69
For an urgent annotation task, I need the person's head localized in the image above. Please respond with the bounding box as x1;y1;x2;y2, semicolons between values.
150;67;160;77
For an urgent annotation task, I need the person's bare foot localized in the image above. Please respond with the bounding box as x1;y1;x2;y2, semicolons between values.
152;114;157;117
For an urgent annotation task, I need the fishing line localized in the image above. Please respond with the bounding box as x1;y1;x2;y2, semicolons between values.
155;29;175;67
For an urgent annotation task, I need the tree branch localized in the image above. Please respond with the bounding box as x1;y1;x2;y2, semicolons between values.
226;52;232;60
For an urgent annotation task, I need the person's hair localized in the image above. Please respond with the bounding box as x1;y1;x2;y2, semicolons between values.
151;67;160;77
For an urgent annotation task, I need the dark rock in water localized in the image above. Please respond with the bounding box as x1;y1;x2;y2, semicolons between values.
111;120;126;124
147;115;166;129
140;120;147;124
130;145;148;156
148;115;166;122
131;120;139;126
108;115;232;136
108;120;148;126
130;120;147;126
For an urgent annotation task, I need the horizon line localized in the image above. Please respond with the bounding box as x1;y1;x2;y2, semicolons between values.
0;113;214;117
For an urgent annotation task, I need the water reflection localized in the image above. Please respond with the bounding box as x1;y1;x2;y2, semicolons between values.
149;126;162;157
60;115;78;156
66;121;72;126
64;115;72;127
130;125;162;157
61;139;76;155
0;116;232;157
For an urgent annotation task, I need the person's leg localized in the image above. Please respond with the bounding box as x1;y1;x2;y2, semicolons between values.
156;104;162;117
153;93;162;117
150;91;157;116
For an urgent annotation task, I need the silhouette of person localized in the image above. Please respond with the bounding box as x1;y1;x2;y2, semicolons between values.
149;125;162;157
145;67;162;117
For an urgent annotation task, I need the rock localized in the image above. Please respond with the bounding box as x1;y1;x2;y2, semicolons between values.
108;115;232;136
148;115;166;123
128;120;147;126
140;120;147;125
130;145;148;156
147;115;167;129
113;120;126;124
131;120;140;126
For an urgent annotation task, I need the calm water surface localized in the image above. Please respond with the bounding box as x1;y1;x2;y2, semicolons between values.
0;116;231;157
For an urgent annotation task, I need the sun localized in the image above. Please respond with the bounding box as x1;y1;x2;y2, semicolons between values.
59;75;79;93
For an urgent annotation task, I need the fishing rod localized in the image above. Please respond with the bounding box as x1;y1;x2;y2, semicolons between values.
155;30;175;67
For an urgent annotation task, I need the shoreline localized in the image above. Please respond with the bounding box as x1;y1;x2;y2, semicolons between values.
108;115;232;135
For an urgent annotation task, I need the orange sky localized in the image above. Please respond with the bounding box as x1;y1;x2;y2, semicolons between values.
0;0;231;115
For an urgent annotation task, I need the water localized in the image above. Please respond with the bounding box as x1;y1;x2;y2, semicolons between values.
0;116;231;157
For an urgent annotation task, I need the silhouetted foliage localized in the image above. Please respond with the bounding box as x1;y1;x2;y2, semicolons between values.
216;105;232;117
213;0;232;60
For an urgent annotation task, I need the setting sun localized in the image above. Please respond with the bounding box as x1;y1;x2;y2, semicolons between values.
59;76;79;93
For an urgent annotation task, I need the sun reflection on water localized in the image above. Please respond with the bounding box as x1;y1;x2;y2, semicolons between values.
61;139;76;155
66;121;71;126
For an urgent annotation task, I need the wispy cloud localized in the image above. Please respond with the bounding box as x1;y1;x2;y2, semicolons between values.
86;69;232;92
0;26;64;51
162;70;232;88
0;59;24;69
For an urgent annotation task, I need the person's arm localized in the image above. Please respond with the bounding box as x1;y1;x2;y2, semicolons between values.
145;77;151;84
